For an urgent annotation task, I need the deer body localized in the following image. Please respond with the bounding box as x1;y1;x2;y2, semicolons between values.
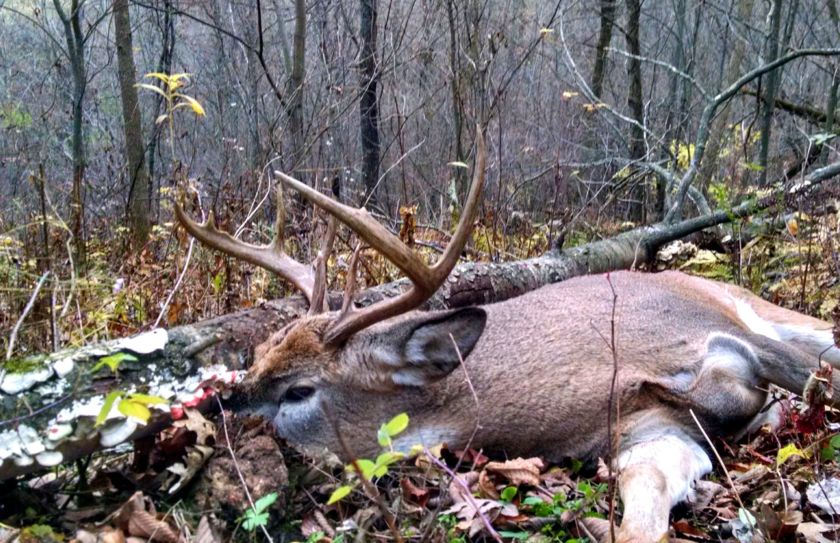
248;270;836;461
176;132;839;542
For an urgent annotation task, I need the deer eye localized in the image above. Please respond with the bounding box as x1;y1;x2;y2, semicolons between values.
281;385;315;403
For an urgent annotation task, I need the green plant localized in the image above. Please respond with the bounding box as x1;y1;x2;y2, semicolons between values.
135;72;205;162
95;391;168;426
327;412;411;505
240;492;279;532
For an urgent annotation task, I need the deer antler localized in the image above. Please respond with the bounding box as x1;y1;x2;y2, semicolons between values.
173;185;319;305
274;129;487;345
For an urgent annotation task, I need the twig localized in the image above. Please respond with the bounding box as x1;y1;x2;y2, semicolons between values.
215;396;275;543
689;408;745;511
321;401;404;543
5;271;50;361
422;447;503;543
604;273;620;543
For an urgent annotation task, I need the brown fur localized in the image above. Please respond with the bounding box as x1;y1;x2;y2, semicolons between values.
241;270;839;543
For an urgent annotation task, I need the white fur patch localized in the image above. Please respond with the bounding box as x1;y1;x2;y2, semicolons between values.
733;298;781;341
703;333;760;383
618;433;712;505
391;370;429;387
775;325;840;365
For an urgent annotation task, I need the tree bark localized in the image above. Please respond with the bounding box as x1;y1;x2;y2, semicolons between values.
591;0;616;99
2;159;837;481
446;0;467;196
54;0;88;272
756;0;797;186
359;0;381;207
287;0;306;174
114;0;151;247
624;0;646;222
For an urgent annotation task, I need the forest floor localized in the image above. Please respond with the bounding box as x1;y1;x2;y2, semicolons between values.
1;201;839;543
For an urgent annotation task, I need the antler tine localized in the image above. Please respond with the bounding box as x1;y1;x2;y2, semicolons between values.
173;187;317;303
321;127;486;345
308;215;337;315
273;172;437;294
340;242;364;316
431;127;486;281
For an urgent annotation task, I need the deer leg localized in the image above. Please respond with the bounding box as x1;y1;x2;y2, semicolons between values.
613;432;712;543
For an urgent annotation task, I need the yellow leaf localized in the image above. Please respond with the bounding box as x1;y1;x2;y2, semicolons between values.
176;94;206;116
539;27;554;36
562;91;579;100
118;399;152;424
776;442;808;466
135;83;167;99
144;72;170;84
448;161;469;169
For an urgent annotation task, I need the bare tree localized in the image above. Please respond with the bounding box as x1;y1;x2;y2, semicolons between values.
115;0;151;246
54;0;89;270
359;0;381;206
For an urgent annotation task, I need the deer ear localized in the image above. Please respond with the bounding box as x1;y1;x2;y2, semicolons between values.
388;307;487;387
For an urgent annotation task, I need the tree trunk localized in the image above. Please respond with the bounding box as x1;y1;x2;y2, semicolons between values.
114;0;151;248
146;0;175;220
446;0;467;197
55;0;88;272
591;0;616;99
697;0;755;188
624;0;646;222
287;0;306;174
756;0;790;186
359;0;381;207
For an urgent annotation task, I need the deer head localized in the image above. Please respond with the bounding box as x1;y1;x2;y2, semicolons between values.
175;131;487;458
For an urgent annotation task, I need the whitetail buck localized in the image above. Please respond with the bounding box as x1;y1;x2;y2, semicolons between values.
176;132;840;543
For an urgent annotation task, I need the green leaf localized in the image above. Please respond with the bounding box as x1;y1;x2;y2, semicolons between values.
95;391;123;427
498;531;529;541
522;496;545;506
252;492;278;514
743;161;765;172
377;428;392;447
117;399;152;423
91;352;137;374
242;509;269;531
500;486;518;502
829;434;840;450
382;413;409;437
327;485;353;505
348;459;377;480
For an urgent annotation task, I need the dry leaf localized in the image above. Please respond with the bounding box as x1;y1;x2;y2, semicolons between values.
478;469;500;499
114;492;181;543
401;477;431;506
483;457;544;486
797;522;837;543
193;517;220;543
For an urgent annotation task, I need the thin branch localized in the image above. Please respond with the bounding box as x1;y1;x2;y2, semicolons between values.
5;272;50;361
665;48;840;223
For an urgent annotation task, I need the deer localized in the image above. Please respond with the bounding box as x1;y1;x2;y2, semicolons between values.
175;131;840;543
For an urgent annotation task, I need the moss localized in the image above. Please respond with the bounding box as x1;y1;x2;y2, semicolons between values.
19;524;64;543
3;354;48;374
